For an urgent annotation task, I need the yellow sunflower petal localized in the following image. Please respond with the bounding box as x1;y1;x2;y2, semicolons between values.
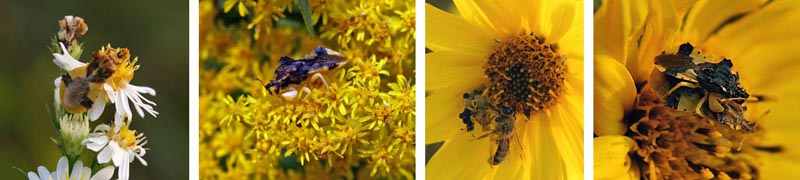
426;133;493;179
538;0;578;44
426;4;495;56
546;87;584;180
426;92;469;144
558;15;584;64
682;0;762;43
528;109;567;179
594;135;638;180
567;58;584;95
472;0;523;35
762;153;800;179
627;0;678;83
594;0;648;63
425;52;486;91
453;0;495;32
704;0;800;89
425;52;485;144
520;0;543;34
594;55;635;136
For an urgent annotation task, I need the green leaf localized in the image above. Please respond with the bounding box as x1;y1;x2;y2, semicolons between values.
13;166;26;178
297;0;316;37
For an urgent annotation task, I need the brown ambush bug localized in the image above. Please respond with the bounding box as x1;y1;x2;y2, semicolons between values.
263;46;348;101
651;42;756;131
459;88;521;166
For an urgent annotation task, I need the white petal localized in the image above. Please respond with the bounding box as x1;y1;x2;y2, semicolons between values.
81;167;92;180
53;43;85;71
128;84;156;96
36;166;49;180
110;143;127;166
118;160;129;180
97;146;113;164
103;84;117;104
90;166;114;180
56;156;68;180
70;160;83;179
85;136;109;152
27;171;40;180
115;91;132;121
54;77;62;88
87;94;107;121
134;153;148;166
123;89;146;118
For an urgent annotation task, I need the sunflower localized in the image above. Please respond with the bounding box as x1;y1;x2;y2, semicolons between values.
594;0;800;179
425;0;583;179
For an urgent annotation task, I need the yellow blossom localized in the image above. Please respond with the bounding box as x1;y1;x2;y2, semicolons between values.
595;0;800;179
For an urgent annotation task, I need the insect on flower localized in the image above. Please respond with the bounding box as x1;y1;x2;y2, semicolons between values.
57;43;128;116
264;46;348;101
651;42;756;131
459;88;521;166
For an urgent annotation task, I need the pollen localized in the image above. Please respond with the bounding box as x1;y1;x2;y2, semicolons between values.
484;33;566;114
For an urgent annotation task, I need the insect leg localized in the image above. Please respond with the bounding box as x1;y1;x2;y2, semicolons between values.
664;81;700;98
310;72;330;89
695;90;709;116
708;93;724;113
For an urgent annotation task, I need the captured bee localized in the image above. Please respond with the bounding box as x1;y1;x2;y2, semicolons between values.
264;46;348;101
58;44;128;114
651;42;755;131
459;87;519;166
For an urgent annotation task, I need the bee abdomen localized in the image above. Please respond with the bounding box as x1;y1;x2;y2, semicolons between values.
62;77;92;109
492;138;510;165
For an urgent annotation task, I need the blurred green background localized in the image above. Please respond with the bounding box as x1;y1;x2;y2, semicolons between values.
0;0;187;179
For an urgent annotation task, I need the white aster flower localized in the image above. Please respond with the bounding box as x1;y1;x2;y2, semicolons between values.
82;118;148;180
27;156;114;180
104;81;158;125
52;42;85;71
52;42;158;123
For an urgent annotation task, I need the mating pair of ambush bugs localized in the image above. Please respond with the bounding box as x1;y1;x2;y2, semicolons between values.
263;46;348;101
459;88;519;166
652;42;757;132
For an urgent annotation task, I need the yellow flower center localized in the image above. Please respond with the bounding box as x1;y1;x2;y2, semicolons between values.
627;44;778;179
628;88;765;179
113;124;140;149
484;33;566;114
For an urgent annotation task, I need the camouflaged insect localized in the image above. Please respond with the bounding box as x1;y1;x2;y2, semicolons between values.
653;42;755;132
265;46;348;95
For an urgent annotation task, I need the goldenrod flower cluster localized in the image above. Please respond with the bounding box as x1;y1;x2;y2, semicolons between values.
200;0;415;179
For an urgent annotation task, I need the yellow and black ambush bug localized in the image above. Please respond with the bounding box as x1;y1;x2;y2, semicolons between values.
459;88;520;166
263;46;348;101
650;42;756;132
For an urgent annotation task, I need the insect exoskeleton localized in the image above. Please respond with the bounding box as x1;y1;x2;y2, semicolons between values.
650;42;756;131
458;87;520;166
58;45;129;114
264;46;349;101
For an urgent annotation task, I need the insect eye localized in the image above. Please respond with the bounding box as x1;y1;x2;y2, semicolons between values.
463;93;470;99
